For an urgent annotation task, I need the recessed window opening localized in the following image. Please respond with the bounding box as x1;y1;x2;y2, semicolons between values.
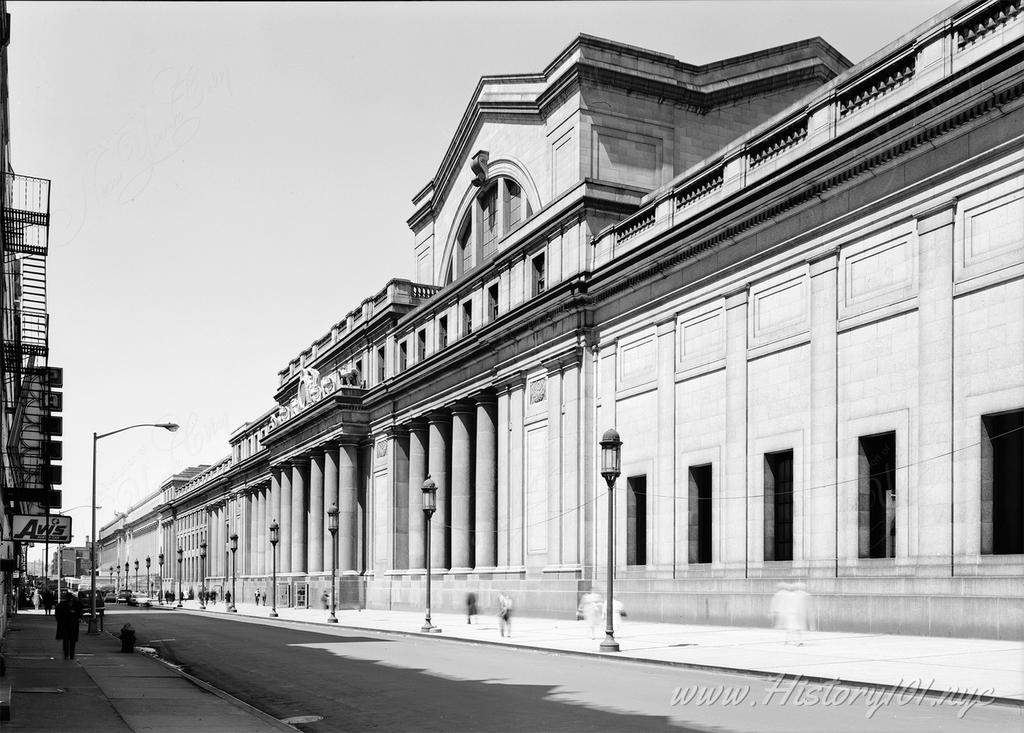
764;450;793;562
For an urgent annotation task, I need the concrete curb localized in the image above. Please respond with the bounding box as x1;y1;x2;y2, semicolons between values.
144;651;301;733
92;624;299;732
174;608;1024;710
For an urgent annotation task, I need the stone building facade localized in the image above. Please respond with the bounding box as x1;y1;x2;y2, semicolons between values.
102;0;1024;638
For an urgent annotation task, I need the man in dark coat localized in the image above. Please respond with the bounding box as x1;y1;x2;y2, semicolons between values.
42;589;55;615
55;592;84;659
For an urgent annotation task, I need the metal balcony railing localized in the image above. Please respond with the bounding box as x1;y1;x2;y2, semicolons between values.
3;173;51;256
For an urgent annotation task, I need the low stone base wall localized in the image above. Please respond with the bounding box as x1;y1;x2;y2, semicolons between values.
225;572;1022;639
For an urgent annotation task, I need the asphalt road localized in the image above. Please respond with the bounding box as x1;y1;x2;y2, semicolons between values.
108;607;1019;732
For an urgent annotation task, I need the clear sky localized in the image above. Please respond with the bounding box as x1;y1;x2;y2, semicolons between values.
8;0;952;543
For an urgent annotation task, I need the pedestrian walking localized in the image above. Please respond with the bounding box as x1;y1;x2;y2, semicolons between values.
55;591;83;659
497;592;513;637
466;592;478;624
254;590;260;606
578;593;602;639
770;581;809;645
42;589;54;616
260;589;267;606
224;590;231;606
32;588;41;610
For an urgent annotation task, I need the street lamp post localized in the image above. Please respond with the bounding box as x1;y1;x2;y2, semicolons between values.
199;542;207;610
146;556;151;597
599;428;622;653
229;533;238;612
176;548;183;608
88;422;179;634
115;565;120;593
327;503;339;623
158;553;164;605
269;520;279;618
420;477;440;633
134;559;139;594
124;562;129;594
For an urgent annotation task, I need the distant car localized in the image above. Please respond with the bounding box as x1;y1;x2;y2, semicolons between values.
133;594;154;608
77;590;105;611
115;591;137;606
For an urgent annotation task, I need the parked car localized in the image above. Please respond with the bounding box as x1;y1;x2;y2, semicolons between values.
115;591;137;606
133;594;154;608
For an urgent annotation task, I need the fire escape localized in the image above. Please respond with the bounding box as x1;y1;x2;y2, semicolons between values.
2;172;54;505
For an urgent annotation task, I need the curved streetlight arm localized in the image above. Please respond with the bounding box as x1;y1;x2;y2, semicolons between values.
88;421;179;635
95;423;179;441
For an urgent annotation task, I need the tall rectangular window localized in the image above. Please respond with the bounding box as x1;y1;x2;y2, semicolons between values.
376;346;386;383
505;180;522;229
487;283;499;322
462;300;473;337
398;341;408;373
688;464;712;564
480;187;498;259
532;252;546;296
457;219;472;275
858;432;896;559
416;329;426;362
764;450;793;561
982;409;1024;555
626;475;647;566
438;315;448;349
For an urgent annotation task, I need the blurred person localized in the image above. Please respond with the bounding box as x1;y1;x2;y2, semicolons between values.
578;593;602;639
466;592;478;624
497;592;513;637
789;582;810;645
55;591;83;659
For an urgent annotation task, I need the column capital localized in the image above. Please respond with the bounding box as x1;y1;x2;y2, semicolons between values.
407;416;430;432
382;424;409;439
473;390;497;407
427;409;451;425
450;401;475;417
542;348;582;375
492;370;527;392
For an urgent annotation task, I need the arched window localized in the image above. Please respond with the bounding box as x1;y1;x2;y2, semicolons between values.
444;177;533;285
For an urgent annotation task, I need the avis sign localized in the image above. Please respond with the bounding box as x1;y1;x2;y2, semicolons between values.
12;514;72;543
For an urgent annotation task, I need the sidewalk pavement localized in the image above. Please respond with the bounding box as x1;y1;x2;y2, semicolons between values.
177;598;1024;704
2;601;1021;731
0;609;292;731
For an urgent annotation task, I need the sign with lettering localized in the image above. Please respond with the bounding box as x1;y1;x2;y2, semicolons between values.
12;514;72;543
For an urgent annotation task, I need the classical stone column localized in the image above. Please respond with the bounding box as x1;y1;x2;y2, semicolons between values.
338;441;359;573
270;467;281;573
309;451;325;573
256;487;266;576
450;403;474;570
291;459;308;574
279;464;293;573
475;395;498;568
323;445;339;572
407;420;429;569
427;412;451;569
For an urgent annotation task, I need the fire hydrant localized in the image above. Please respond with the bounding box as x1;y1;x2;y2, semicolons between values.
119;624;136;653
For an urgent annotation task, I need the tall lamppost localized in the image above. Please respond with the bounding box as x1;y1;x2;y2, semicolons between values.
327;503;339;623
176;548;183;608
158;553;164;605
229;533;238;612
115;565;121;593
599;428;622;652
199;541;207;610
145;556;151;597
269;520;279;618
420;477;440;633
124;562;130;594
87;422;179;634
134;559;139;594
